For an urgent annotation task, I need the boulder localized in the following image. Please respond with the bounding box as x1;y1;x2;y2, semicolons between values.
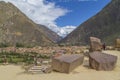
52;54;84;73
89;37;102;52
106;46;115;50
115;38;120;48
43;67;52;73
89;52;117;71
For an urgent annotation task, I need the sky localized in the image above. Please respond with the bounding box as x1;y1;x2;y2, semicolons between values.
52;0;111;27
0;0;111;37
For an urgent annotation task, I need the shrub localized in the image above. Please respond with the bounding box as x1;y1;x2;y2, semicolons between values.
15;43;24;47
0;43;9;48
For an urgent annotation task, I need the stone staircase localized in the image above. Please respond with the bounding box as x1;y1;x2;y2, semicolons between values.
28;65;43;74
28;65;52;74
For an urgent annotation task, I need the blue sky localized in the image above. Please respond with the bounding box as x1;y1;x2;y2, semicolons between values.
47;0;111;27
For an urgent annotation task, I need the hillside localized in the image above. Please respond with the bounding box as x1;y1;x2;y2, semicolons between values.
60;0;120;45
0;1;61;46
38;25;62;43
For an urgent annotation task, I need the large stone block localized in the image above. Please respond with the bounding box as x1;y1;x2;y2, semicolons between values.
89;52;117;71
52;54;84;73
89;37;102;52
116;38;120;48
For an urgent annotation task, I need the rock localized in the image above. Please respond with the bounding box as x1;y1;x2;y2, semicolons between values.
115;38;120;48
84;51;89;57
106;46;115;50
116;48;120;51
52;54;84;73
43;67;52;73
89;37;102;52
89;52;117;71
118;49;120;51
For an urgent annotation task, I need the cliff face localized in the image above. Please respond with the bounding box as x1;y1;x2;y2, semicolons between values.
0;1;61;46
60;0;120;45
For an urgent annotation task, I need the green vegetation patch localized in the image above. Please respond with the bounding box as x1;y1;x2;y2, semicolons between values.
0;52;51;64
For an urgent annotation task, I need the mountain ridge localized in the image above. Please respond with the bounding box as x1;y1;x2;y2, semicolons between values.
60;0;120;45
0;1;61;46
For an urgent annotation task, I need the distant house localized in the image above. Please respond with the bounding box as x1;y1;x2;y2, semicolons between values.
52;54;84;73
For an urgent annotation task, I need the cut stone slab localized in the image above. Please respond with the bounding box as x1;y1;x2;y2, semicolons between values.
89;52;117;71
52;54;84;73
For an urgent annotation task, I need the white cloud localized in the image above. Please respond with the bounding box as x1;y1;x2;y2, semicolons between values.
47;23;76;37
59;26;76;37
0;0;76;37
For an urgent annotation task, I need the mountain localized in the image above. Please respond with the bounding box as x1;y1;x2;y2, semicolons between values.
0;1;60;46
60;0;120;45
38;24;62;42
47;24;76;37
58;26;76;37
